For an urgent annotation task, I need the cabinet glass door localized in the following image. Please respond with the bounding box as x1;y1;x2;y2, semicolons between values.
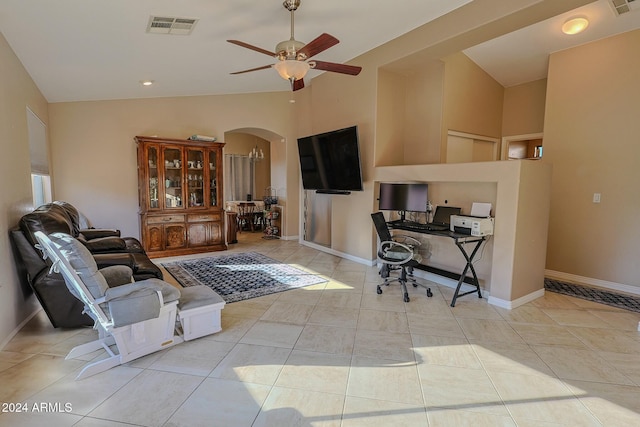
186;149;205;208
147;146;159;209
163;147;183;208
208;150;218;207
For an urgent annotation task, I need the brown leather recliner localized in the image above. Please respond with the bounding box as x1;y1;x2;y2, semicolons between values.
10;201;163;328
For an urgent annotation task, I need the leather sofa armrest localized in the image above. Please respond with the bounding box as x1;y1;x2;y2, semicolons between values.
9;229;49;290
93;253;135;270
79;236;127;253
80;228;121;239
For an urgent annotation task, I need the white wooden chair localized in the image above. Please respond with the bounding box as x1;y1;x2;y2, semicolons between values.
35;231;184;380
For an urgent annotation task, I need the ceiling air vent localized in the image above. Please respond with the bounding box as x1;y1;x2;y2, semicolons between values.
609;0;638;16
146;16;198;35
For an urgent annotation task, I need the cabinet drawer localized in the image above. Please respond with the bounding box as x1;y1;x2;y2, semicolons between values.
147;214;185;224
188;213;221;223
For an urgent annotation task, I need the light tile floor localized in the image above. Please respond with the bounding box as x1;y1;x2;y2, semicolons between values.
1;233;640;426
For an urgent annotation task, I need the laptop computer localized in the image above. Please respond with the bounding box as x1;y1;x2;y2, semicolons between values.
427;206;462;230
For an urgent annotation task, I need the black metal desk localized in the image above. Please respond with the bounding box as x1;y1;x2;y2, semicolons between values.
388;221;486;307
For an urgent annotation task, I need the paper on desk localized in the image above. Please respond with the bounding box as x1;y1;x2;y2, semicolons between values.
471;202;492;217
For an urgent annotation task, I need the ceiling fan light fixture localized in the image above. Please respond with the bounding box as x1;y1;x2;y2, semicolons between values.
274;60;310;81
562;17;589;35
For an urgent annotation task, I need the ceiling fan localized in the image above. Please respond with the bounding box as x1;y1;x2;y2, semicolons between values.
227;0;362;91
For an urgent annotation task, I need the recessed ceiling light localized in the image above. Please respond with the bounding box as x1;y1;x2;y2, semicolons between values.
140;80;154;86
562;17;589;35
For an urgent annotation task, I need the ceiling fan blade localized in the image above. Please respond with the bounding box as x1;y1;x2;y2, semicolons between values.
230;65;273;75
297;33;339;59
227;40;276;57
311;60;362;76
292;79;305;91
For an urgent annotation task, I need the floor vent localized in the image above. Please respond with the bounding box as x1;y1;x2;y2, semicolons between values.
146;16;198;35
609;0;638;16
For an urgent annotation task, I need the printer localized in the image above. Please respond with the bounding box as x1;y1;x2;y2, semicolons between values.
450;215;494;236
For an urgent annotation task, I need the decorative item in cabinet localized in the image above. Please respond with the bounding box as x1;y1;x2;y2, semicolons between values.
263;205;282;239
135;135;226;257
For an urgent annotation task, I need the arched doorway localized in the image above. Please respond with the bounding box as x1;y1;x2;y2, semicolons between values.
223;128;287;240
223;127;285;203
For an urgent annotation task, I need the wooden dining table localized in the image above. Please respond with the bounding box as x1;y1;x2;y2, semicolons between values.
225;201;265;232
225;200;265;212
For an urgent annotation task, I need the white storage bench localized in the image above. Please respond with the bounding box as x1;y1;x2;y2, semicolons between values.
177;285;225;341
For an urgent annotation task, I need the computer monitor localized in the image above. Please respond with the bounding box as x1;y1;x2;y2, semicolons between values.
378;182;429;220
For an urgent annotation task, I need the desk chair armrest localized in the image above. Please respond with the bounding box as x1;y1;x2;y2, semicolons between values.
392;235;422;247
79;236;127;253
79;228;121;239
380;240;414;265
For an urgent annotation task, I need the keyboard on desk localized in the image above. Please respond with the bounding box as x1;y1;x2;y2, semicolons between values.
390;221;449;232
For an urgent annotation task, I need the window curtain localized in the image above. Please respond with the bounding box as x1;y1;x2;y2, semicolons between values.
224;154;255;202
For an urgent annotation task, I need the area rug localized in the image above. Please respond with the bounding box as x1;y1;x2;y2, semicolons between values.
162;252;328;303
544;278;640;313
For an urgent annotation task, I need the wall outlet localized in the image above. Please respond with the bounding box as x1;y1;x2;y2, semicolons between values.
593;193;601;203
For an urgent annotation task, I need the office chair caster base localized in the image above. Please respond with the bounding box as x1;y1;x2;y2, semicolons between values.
427;288;433;297
404;293;410;303
377;286;383;295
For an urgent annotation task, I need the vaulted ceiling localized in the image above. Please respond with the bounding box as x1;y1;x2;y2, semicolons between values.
0;0;638;103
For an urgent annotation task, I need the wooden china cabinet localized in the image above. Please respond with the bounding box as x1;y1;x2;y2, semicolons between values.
135;136;227;257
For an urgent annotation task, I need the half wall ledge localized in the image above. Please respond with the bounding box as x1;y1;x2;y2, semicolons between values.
374;159;552;309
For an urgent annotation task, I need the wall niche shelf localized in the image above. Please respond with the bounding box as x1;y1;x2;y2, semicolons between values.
501;133;543;161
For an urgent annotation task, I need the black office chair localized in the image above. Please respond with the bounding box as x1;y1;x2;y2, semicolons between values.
371;212;433;302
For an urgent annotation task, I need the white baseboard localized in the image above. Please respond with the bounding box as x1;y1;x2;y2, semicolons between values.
0;307;42;351
299;240;376;266
488;288;545;310
414;267;547;310
545;270;640;296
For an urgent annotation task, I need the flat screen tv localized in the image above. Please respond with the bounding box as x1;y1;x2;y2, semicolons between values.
297;126;363;194
378;182;429;213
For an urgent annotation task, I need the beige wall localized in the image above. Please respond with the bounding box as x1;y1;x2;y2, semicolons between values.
0;32;49;346
376;61;444;166
503;79;547;137
308;51;507;263
299;0;592;270
48;93;299;241
302;7;558;305
441;52;504;162
543;29;640;289
375;69;408;167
